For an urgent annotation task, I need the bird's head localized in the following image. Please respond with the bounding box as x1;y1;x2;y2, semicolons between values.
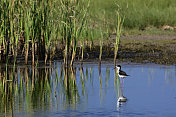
116;65;121;69
116;65;121;72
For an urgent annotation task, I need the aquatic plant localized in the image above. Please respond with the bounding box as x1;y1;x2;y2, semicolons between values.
99;30;103;65
59;0;90;65
0;0;58;65
114;10;124;66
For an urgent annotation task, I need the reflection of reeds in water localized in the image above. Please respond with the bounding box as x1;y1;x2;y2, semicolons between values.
105;67;110;90
0;66;14;115
63;66;80;107
89;67;93;86
98;64;103;104
164;68;175;84
0;63;113;114
114;68;122;97
147;66;176;85
80;65;85;98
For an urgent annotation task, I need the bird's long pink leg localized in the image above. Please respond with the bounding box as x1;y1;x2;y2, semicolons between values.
123;79;124;96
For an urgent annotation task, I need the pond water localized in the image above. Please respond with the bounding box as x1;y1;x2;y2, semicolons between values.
0;62;176;117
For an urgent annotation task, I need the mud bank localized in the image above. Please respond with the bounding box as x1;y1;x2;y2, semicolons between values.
3;34;176;65
113;34;176;64
73;34;176;65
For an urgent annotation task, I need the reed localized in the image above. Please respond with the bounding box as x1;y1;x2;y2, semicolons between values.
0;0;59;64
58;0;90;65
99;29;103;65
24;9;30;64
114;10;124;66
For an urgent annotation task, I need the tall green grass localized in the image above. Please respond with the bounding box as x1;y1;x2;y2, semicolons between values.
58;0;90;65
0;0;58;65
90;0;176;30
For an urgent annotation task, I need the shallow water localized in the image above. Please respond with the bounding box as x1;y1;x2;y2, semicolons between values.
0;62;176;117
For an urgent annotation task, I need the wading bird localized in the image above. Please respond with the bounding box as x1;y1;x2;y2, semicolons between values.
115;65;129;102
116;65;129;79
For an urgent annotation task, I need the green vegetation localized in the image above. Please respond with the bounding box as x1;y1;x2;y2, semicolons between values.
114;12;124;66
1;0;175;65
0;0;92;65
0;0;122;65
90;0;176;30
0;0;59;65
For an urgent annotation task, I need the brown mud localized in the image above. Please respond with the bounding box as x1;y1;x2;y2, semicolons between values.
53;34;176;65
74;34;176;65
3;34;176;65
113;34;176;64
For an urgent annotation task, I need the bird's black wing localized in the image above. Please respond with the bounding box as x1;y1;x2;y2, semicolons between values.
119;70;129;76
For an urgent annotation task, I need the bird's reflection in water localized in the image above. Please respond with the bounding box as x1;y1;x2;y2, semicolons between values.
117;100;126;108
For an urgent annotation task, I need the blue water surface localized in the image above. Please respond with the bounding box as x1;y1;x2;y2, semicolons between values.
0;62;176;117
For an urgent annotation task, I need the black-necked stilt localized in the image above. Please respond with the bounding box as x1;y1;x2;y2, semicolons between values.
115;65;129;102
116;65;129;78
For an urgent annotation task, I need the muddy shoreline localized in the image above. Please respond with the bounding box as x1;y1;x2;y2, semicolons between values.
118;34;176;64
3;34;176;65
76;34;176;65
74;34;176;65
